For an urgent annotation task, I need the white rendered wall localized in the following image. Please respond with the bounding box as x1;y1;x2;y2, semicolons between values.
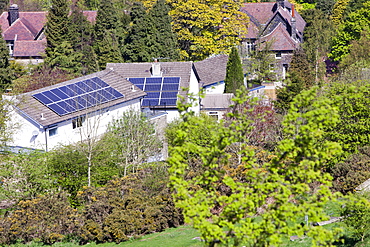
9;99;142;151
188;69;201;115
204;82;225;94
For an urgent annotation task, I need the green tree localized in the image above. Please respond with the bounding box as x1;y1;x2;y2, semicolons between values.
100;110;162;176
44;41;82;74
94;0;124;68
224;47;244;94
168;87;342;246
168;0;248;61
45;0;70;56
149;0;179;61
124;2;156;62
0;28;11;90
69;4;99;74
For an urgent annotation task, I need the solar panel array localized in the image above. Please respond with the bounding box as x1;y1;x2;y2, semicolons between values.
32;77;124;116
127;77;180;107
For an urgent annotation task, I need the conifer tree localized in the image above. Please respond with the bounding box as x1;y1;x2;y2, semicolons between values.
45;0;70;52
149;0;179;61
0;29;11;90
124;2;156;62
69;5;99;74
225;47;244;94
94;0;123;69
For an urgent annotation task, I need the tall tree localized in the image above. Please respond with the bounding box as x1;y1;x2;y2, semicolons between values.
224;47;244;93
124;2;156;62
149;0;179;61
94;0;124;68
69;5;99;74
168;0;248;61
0;28;11;90
45;0;70;54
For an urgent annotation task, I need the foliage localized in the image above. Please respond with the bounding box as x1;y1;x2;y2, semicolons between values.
93;0;124;69
78;166;183;244
331;146;370;194
322;82;370;157
224;47;244;94
341;193;370;242
330;1;370;61
168;0;248;61
0;152;52;202
0;192;81;245
302;8;335;82
100;109;162;176
275;49;314;113
331;0;351;26
0;27;12;91
316;0;336;15
168;87;342;246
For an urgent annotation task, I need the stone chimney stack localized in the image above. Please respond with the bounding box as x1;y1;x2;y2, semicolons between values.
277;0;284;8
9;4;19;26
291;5;296;40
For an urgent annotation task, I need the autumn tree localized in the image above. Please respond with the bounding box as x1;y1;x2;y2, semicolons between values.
224;47;244;94
168;0;248;61
168;87;342;246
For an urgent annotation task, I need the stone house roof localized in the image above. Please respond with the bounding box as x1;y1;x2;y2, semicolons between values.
194;55;228;87
241;0;306;51
201;93;234;110
15;69;145;127
0;5;97;58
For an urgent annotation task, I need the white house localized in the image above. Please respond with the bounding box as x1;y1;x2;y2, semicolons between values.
106;61;200;122
6;69;146;151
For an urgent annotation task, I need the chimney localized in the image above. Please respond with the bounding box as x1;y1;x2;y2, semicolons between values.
277;0;284;8
291;5;296;40
151;59;162;77
9;4;19;26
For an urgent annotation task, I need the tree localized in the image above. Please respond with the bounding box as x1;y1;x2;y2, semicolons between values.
168;87;342;246
94;0;124;68
69;4;99;74
100;109;162;176
45;0;70;57
149;0;179;61
123;2;156;62
168;0;248;61
0;28;11;91
224;47;244;94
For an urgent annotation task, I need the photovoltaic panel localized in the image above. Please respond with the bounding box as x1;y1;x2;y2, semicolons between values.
162;84;179;91
142;98;159;107
163;77;180;84
159;99;177;106
161;92;177;98
128;78;145;85
146;78;162;84
146;92;160;98
135;84;144;90
33;77;124;116
145;84;161;91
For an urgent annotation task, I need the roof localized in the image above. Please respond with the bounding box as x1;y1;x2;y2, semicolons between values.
241;1;306;50
0;9;97;57
106;62;196;102
13;40;46;57
16;69;146;127
201;93;234;110
260;23;298;51
194;55;228;87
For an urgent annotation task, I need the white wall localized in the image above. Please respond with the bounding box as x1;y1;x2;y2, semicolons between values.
203;82;225;94
187;68;201;115
9;99;142;151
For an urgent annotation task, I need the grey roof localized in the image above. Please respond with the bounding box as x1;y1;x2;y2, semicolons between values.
16;69;146;127
106;62;197;105
194;55;228;87
201;93;234;110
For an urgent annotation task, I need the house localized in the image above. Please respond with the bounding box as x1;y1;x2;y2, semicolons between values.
0;4;96;65
240;0;306;80
106;61;200;122
6;69;146;151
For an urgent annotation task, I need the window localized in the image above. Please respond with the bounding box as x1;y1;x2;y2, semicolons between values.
208;111;219;120
72;116;86;129
275;52;282;59
49;127;58;137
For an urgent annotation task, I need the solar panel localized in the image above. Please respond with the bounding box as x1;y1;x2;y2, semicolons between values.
145;84;161;91
32;77;124;116
163;77;180;84
159;98;177;106
146;92;160;98
161;92;177;98
142;98;159;107
128;78;145;85
146;78;162;84
162;84;179;91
